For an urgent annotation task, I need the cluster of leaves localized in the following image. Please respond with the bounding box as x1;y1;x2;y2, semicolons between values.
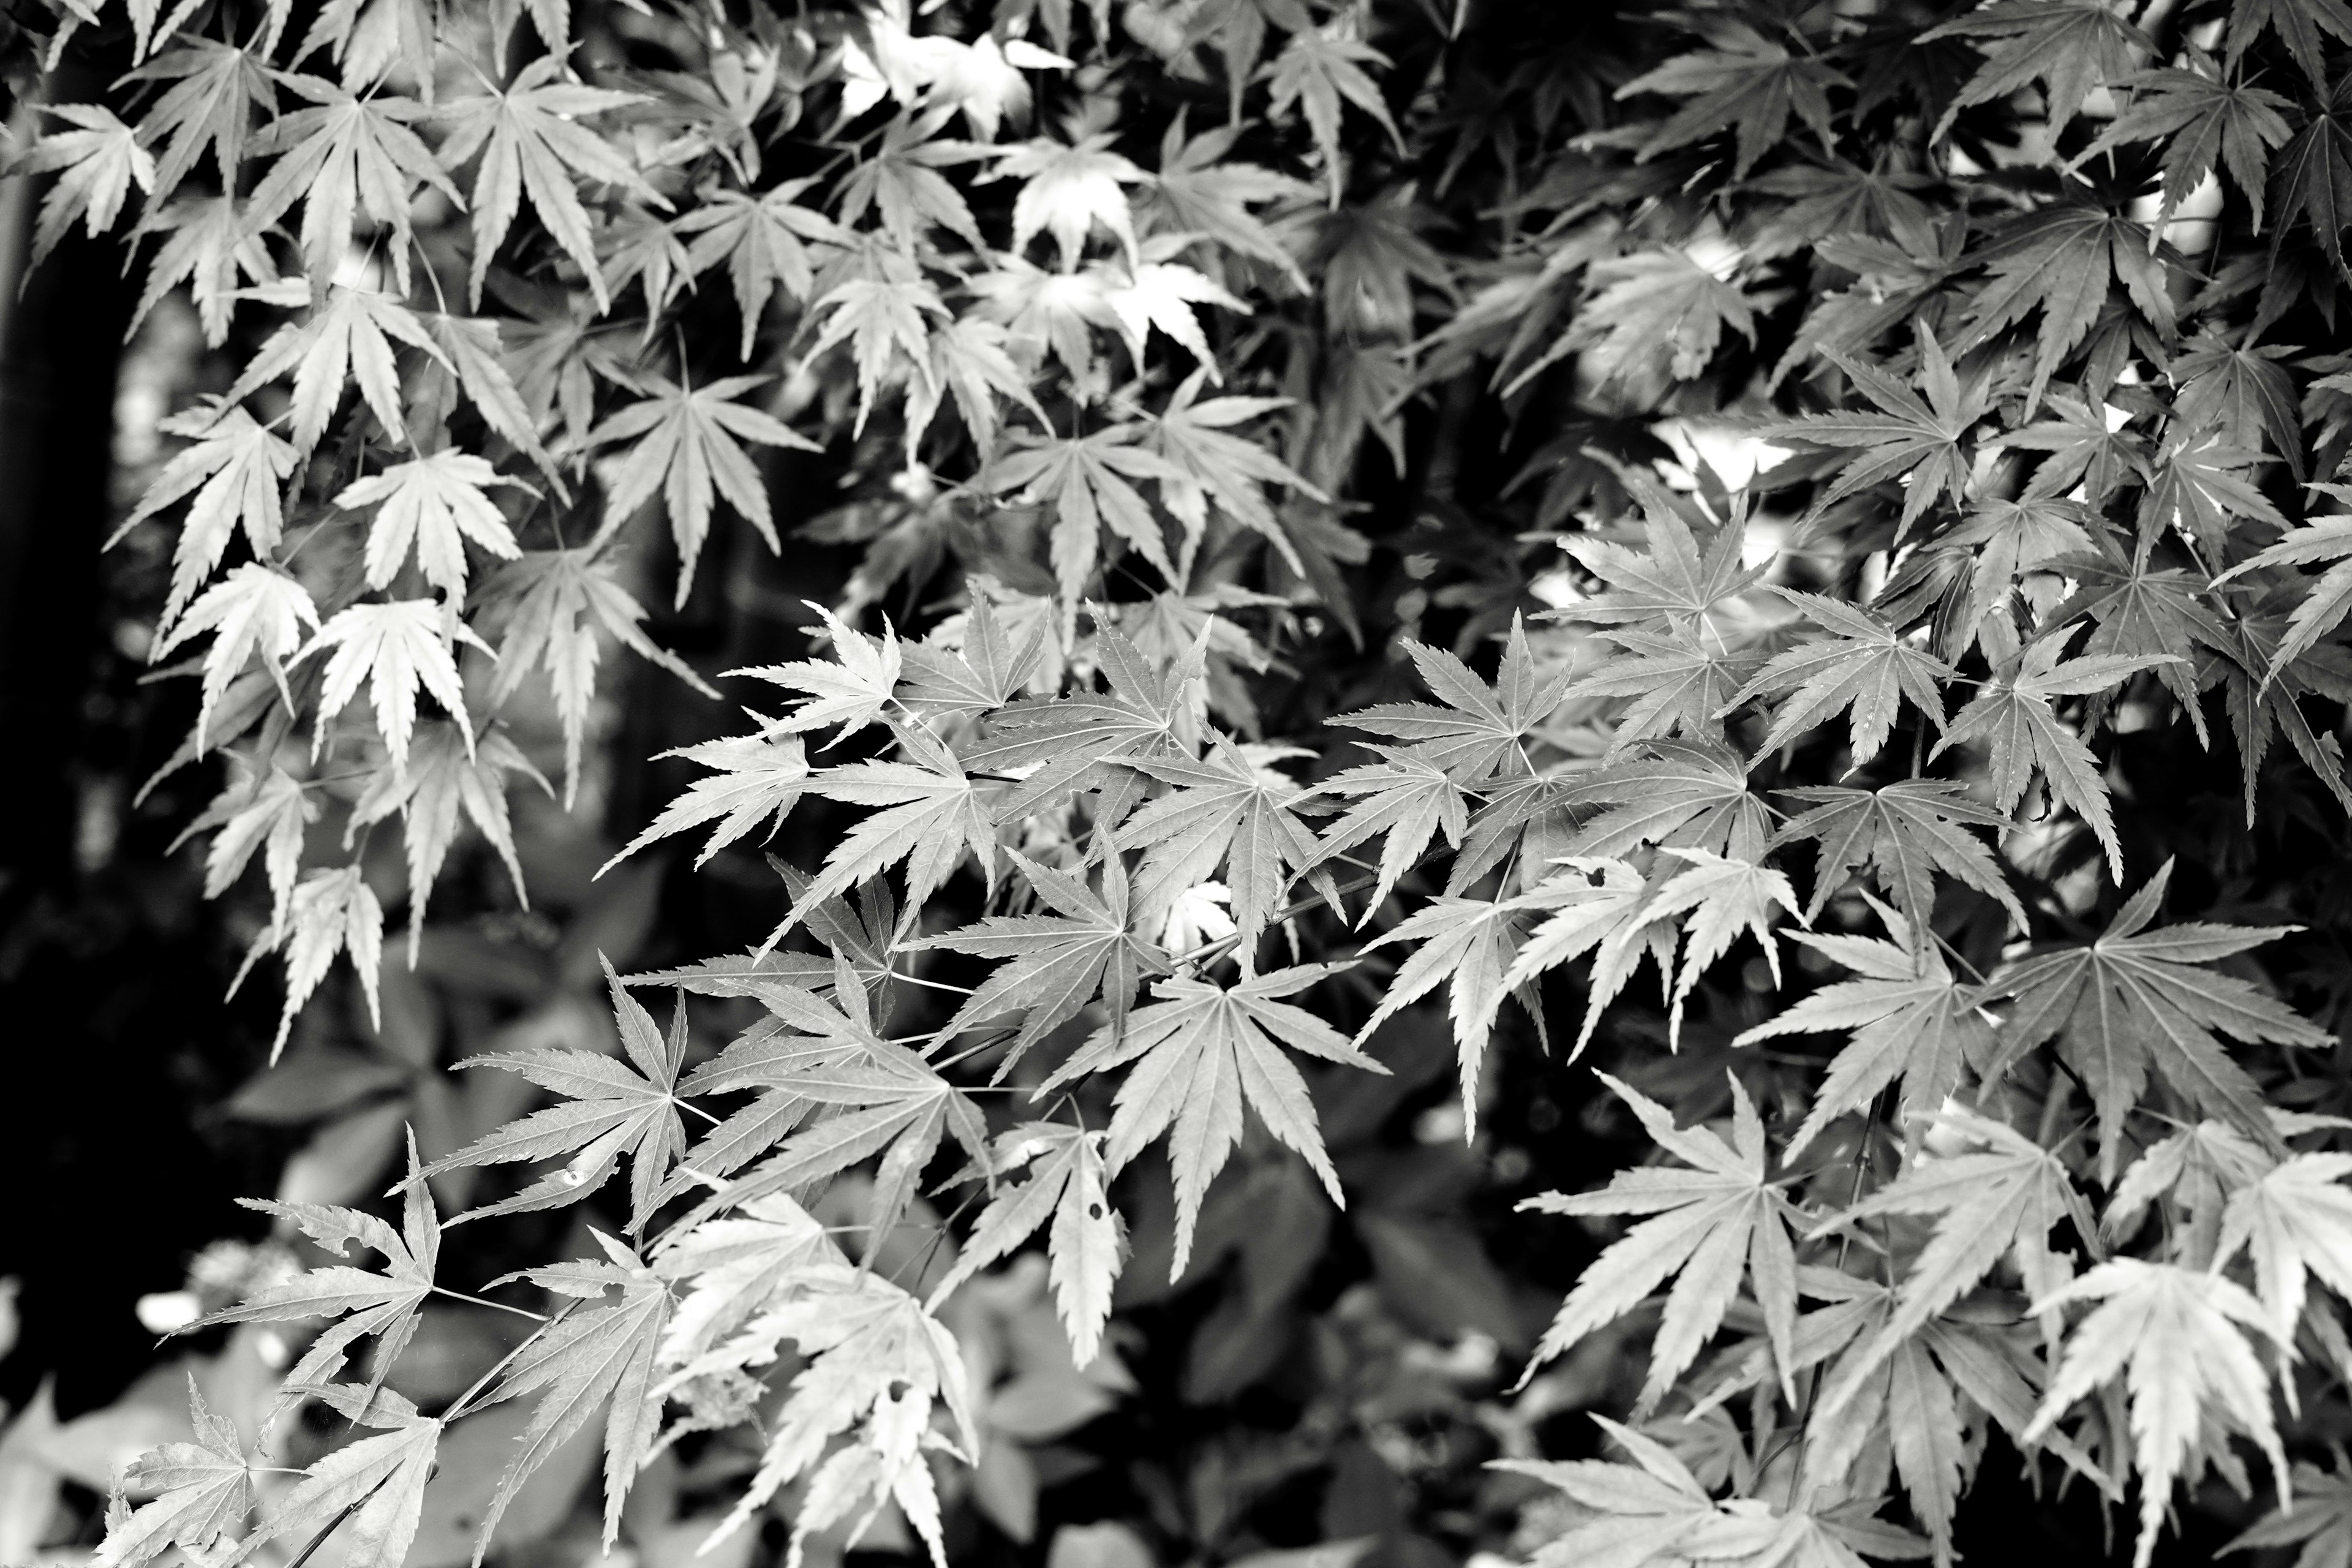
46;0;2352;1562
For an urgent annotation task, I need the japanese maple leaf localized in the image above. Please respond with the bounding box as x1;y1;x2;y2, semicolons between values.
153;562;318;746
97;1381;253;1568
1560;739;1773;862
772;726;997;946
12;104;151;265
416;962;688;1228
1141;118;1310;284
1490;1419;1725;1568
2026;1260;2285;1568
477;548;714;805
1726;588;1953;767
132;195;280;348
482;1234;673;1553
190;764;314;932
2232;0;2352;88
2217;1152;2352;1337
1552;483;1768;625
303;598;488;774
350;721;545;951
1647;847;1803;1039
1982;862;2328;1174
986;423;1185;615
1935;494;2095;648
1499;856;1669;1051
1762;326;1989;529
907;315;1047;461
676;181;844;359
226;283;452;455
1815;1107;2096;1412
242;74;459;293
1144;369;1317;567
2213;505;2352;675
1957;200;2174;411
1999;388;2152;503
1738;908;1994;1159
1264;24;1404;202
1771;779;2026;929
1922;1;2153;139
1338;616;1570;784
962;623;1202;821
1102;252;1245;378
1933;631;2176;880
249;863;384;1057
1120;739;1326;947
2138;435;2288;566
2044;537;2223;728
244;1386;440;1568
1036;963;1385;1277
122;39;274;206
587;371;820;602
903;850;1166;1073
989;131;1146;267
198;1131;438;1392
2228;1454;2352;1565
927;1123;1123;1363
2192;603;2352;820
2268;72;2352;278
1521;1072;1799;1412
119;399;297;633
1309;745;1469;913
1746;157;1941;259
895;592;1046;720
2082;66;2293;228
837;111;988;251
1574;624;1758;753
336;449;525;596
734;602;903;748
1564;249;1757;383
1616;18;1846;179
2175;335;2304;479
436;59;657;311
967;257;1114;379
1354;895;1527;1133
805;268;949;432
423;312;557;478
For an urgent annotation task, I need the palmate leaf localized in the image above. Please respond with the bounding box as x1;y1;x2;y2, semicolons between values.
1144;369;1316;569
587;372;822;604
132;195;280;349
676;182;845;360
1520;1072;1799;1413
1616;19;1846;180
2231;0;2352;88
1771;779;2026;930
2137;436;2286;564
1950;201;2174;413
1500;855;1673;1052
14;105;152;266
1981;861;2328;1174
2213;507;2352;676
1560;739;1772;863
1726;588;1953;766
903;849;1167;1074
962;622;1203;823
986;423;1185;617
1736;905;1994;1160
1036;964;1385;1278
96;1379;252;1568
413;961;688;1228
1563;249;1757;384
1353;895;1527;1137
1933;494;2095;652
1142;117;1310;284
927;1123;1124;1365
249;863;385;1058
303;598;489;775
241;74;459;294
733;601;904;748
1574;623;1760;755
1921;0;2152;138
349;721;545;951
1760;327;1988;530
990;131;1147;268
2227;1454;2352;1567
1338;616;1570;785
246;1385;440;1568
123;39;274;208
118;399;298;634
1307;744;1469;914
336;450;525;597
1120;739;1328;948
2026;1260;2286;1568
2217;1152;2352;1338
226;283;452;456
1647;848;1802;1041
2270;73;2352;280
771;726;997;948
199;1130;438;1393
1263;25;1404;202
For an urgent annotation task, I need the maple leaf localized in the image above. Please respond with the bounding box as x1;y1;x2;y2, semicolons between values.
2138;435;2288;565
587;372;821;601
423;312;559;479
1308;745;1469;913
123;39;275;208
2213;508;2352;676
415;963;688;1228
198;1131;437;1392
1933;631;2174;880
350;721;545;950
989;132;1147;268
906;315;1047;461
1498;856;1669;1051
676;182;844;360
1647;848;1803;1038
481;1234;672;1555
241;862;384;1058
1998;390;2152;504
246;1385;440;1568
1338;617;1570;784
435;58;655;312
303;598;490;774
1980;862;2328;1172
902;850;1166;1072
895;591;1046;720
1956;199;2174;411
336;449;525;597
1353;895;1526;1134
837;111;988;251
733;602;903;748
2232;0;2352;89
1616;18;1846;179
1563;249;1757;384
2026;1259;2285;1568
1264;24;1404;202
1737;906;1995;1160
927;1123;1124;1364
2217;1153;2352;1338
1551;486;1768;626
1119;737;1326;948
1559;740;1773;862
2269;73;2352;279
985;422;1185;614
476;548;716;805
1762;328;1988;530
1727;589;1953;766
94;1380;252;1568
1141;118;1311;284
1572;624;1758;754
131;195;281;347
243;74;459;293
187;763;314;935
119;400;298;633
153;564;318;747
13;105;152;265
771;727;998;946
1036;964;1384;1278
1144;369;1316;569
2176;335;2304;480
2227;1454;2352;1566
804;270;949;434
960;623;1202;821
2082;66;2293;229
652;1189;842;1365
1934;494;2097;649
1520;1072;1799;1412
1489;1417;1723;1568
1813;1107;2096;1416
226;283;453;455
1771;779;2027;929
1921;1;2152;140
